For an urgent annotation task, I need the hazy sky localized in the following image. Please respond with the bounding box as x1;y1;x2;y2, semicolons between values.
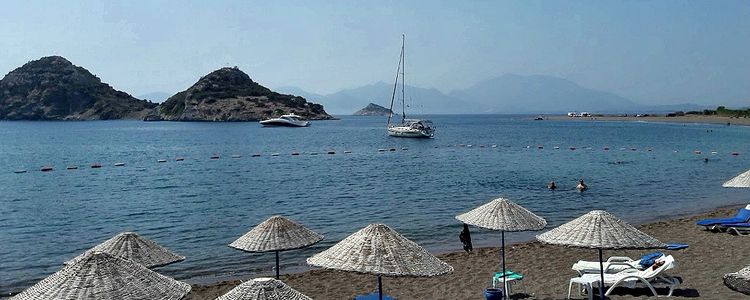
1;1;749;106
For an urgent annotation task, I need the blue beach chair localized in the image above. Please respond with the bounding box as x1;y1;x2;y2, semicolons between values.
720;222;750;235
696;207;750;231
354;292;395;300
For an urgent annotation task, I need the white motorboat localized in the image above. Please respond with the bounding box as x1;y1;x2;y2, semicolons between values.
259;114;310;127
386;35;434;138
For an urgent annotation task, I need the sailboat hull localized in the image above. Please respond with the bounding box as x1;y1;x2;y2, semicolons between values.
387;126;433;138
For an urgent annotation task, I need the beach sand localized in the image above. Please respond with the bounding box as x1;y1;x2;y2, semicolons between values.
186;205;749;299
546;115;750;126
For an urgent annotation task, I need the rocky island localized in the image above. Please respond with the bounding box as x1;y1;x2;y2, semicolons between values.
0;56;157;120
353;103;392;116
145;67;333;121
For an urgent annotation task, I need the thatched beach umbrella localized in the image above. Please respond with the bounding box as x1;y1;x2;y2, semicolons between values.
723;169;750;187
229;215;323;279
725;265;750;295
65;231;185;268
456;197;546;298
11;251;190;300
307;223;453;300
536;210;666;300
217;277;311;300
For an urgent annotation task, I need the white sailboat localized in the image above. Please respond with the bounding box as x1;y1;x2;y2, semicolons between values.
386;35;434;138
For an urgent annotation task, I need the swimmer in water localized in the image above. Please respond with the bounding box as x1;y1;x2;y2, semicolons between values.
576;180;588;192
547;181;557;190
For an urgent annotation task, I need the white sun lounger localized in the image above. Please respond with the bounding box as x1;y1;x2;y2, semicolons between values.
568;255;679;299
572;256;644;275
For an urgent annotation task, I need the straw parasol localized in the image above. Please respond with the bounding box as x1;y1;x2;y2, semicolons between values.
307;223;453;300
11;251;190;300
456;197;546;299
725;265;750;295
723;169;750;188
229;215;323;279
65;231;184;268
537;210;666;300
217;277;311;300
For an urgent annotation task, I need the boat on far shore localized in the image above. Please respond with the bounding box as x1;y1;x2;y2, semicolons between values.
260;114;310;127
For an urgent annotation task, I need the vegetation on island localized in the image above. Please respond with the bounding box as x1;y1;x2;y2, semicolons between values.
146;67;332;121
0;56;157;120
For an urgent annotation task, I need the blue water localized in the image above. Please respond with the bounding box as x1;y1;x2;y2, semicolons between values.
2;115;750;294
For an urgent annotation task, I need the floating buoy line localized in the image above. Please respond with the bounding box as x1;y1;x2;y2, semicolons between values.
11;144;742;174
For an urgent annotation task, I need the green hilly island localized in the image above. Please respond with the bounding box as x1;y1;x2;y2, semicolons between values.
0;56;156;120
146;67;333;121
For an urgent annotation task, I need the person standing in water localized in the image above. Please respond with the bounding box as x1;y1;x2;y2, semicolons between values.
459;223;473;253
576;179;588;192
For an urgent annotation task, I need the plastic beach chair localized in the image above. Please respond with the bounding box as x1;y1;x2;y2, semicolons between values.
572;252;664;275
696;207;750;231
721;222;750;235
572;255;680;298
492;270;525;297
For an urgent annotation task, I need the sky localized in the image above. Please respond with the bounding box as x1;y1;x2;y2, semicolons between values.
1;0;749;106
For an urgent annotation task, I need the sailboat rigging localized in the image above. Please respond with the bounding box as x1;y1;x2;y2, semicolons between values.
386;34;434;138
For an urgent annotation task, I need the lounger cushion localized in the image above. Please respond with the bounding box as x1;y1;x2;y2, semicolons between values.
696;209;750;226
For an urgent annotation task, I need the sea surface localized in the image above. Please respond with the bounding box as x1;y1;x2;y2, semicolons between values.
2;115;750;294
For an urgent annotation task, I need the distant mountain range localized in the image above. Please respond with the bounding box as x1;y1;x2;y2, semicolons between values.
277;74;707;115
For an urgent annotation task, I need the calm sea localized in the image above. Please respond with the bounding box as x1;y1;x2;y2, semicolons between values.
2;115;750;294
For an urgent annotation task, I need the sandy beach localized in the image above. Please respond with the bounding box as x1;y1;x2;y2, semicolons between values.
546;115;750;127
186;205;749;299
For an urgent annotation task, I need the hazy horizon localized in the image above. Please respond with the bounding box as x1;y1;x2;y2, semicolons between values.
2;1;749;107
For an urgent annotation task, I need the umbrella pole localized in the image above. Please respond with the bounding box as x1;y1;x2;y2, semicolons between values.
275;250;280;279
501;230;507;300
378;275;383;300
598;248;605;300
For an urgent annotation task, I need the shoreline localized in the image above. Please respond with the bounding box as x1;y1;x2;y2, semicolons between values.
546;114;750;126
186;203;750;299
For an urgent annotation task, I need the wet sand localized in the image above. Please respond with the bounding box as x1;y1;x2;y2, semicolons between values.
546;115;750;126
186;205;749;299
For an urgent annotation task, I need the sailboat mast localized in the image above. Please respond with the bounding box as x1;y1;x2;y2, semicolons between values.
401;34;406;123
387;39;404;127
